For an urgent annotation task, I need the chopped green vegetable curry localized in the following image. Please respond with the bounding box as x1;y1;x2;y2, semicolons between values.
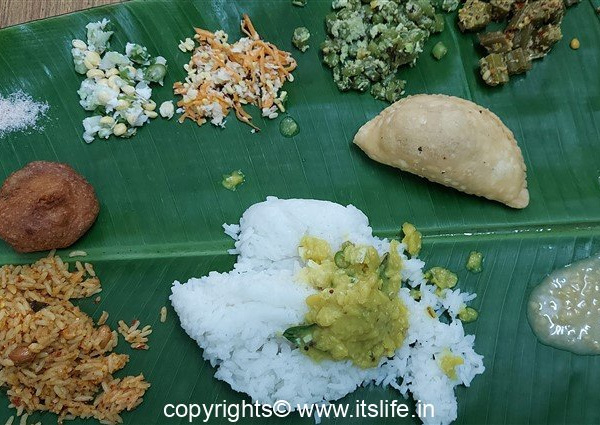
321;0;444;102
458;306;479;322
221;170;245;191
292;27;311;52
425;266;458;289
401;222;422;256
466;251;484;273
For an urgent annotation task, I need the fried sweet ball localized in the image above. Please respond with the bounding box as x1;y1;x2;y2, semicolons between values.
0;161;99;253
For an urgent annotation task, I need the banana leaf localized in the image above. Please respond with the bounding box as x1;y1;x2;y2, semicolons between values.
0;0;599;423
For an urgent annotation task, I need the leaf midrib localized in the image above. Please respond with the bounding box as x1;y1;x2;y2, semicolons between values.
1;220;598;265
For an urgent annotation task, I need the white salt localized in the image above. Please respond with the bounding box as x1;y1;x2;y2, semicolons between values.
0;91;49;138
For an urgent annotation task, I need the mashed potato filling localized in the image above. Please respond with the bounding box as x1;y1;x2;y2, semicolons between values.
286;237;409;368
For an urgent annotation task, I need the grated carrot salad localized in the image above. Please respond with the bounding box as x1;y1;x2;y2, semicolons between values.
174;14;297;131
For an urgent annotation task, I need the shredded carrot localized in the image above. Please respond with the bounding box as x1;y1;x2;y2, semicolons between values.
241;14;259;40
174;14;296;130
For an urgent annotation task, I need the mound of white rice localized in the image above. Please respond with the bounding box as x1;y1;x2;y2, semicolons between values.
171;197;484;424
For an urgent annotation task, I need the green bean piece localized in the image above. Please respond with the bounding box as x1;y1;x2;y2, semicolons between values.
334;251;350;269
323;52;340;68
377;253;389;279
441;0;461;11
340;241;354;250
292;27;311;52
433;14;445;33
351;75;370;92
283;324;317;347
127;43;150;64
279;116;300;138
377;253;398;298
119;67;135;84
371;76;406;103
431;42;448;60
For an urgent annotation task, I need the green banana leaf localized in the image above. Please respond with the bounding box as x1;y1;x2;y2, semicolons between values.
1;0;600;423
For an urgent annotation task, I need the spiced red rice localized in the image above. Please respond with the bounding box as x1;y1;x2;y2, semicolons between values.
117;321;151;351
0;253;149;424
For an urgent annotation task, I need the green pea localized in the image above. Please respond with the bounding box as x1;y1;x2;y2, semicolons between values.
145;63;167;83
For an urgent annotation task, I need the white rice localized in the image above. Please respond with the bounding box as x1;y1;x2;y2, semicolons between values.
171;197;484;425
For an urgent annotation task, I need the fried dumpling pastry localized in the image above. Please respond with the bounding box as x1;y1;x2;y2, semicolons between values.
354;94;529;208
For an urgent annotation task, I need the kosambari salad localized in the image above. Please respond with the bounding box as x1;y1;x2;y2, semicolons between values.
71;19;168;143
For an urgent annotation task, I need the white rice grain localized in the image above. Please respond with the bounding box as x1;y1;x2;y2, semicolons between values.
98;311;109;326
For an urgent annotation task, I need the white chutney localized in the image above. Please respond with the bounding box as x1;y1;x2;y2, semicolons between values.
528;254;600;355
